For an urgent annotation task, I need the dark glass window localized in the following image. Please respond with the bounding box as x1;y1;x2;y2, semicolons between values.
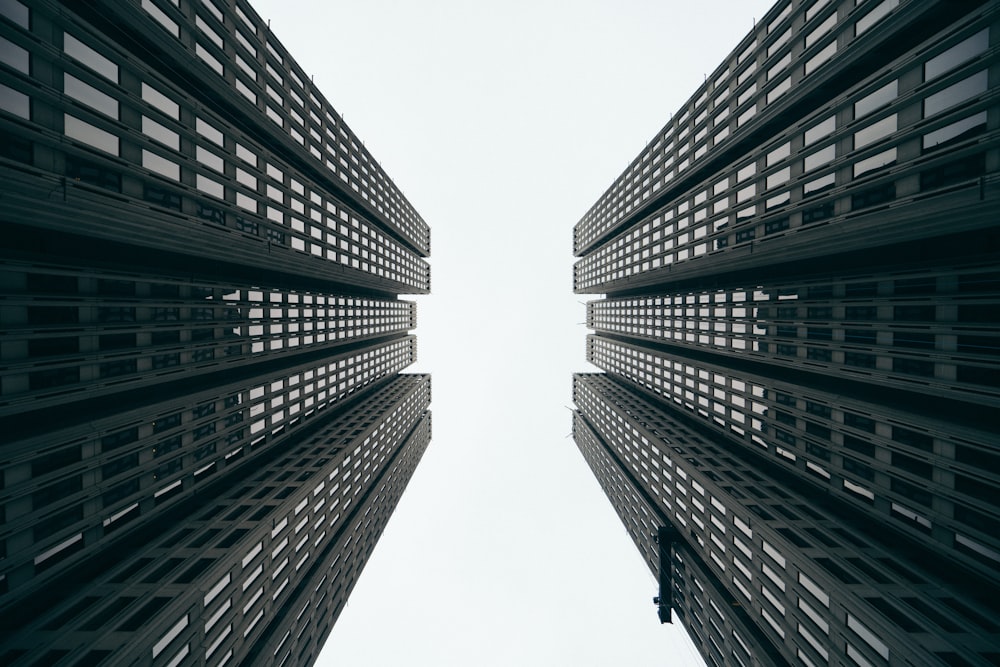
193;423;216;441
0;129;32;164
198;202;225;224
806;347;832;361
192;402;216;418
775;410;795;425
920;154;986;191
775;392;795;406
32;446;82;477
153;436;182;458
959;304;1000;323
895;332;934;349
895;305;935;321
98;306;135;323
844;352;876;368
806;442;830;460
958;364;999;387
893;356;934;377
843;434;876;457
845;329;877;344
845;306;877;320
99;359;137;378
33;475;82;508
144;184;181;210
236;217;259;235
34;505;83;540
100;333;134;350
102;479;139;505
764;217;789;235
66;156;121;192
102;428;138;451
807;327;832;341
843;456;874;480
892;426;933;451
266;227;286;245
802;201;834;223
102;453;138;479
846;282;878;297
852;183;895;209
807;307;833;319
153;413;181;433
893;451;932;478
805;422;831;440
891;478;932;506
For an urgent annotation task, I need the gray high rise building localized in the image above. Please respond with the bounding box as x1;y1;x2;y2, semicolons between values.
0;0;430;664
573;1;1000;665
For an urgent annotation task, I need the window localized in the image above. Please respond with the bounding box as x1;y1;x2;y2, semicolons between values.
143;150;179;180
846;614;890;660
855;0;898;36
805;115;835;145
196;42;223;75
854;114;896;149
854;80;897;119
0;34;29;74
196;117;224;146
925;28;989;80
63;32;117;81
805;41;837;75
196;146;224;172
853;149;896;178
141;82;179;118
0;0;29;28
766;142;790;167
804;144;835;172
923;71;988;117
142;116;179;150
0;82;29;119
64;114;118;155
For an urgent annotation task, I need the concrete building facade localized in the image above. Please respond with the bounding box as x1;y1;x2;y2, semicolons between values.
573;1;1000;665
0;1;430;664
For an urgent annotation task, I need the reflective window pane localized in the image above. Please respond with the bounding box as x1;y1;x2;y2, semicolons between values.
0;0;29;28
141;82;179;119
854;80;897;119
804;115;835;145
142;115;179;150
0;81;28;118
925;28;989;80
64;74;118;118
0;34;29;74
923;70;988;117
922;111;987;151
854;114;896;149
64;113;118;154
804;144;836;172
63;32;117;82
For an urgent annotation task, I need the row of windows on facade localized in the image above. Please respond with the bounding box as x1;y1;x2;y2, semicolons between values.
573;47;992;288
584;341;1000;570
4;272;416;395
573;0;983;251
135;0;429;250
16;0;427;249
575;376;998;666
9;381;429;666
0;61;428;289
4;340;417;586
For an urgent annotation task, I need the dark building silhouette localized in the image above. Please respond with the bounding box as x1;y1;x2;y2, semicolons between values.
0;0;429;665
573;1;999;665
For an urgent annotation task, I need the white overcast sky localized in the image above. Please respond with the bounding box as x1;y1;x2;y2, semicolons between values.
249;1;774;665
